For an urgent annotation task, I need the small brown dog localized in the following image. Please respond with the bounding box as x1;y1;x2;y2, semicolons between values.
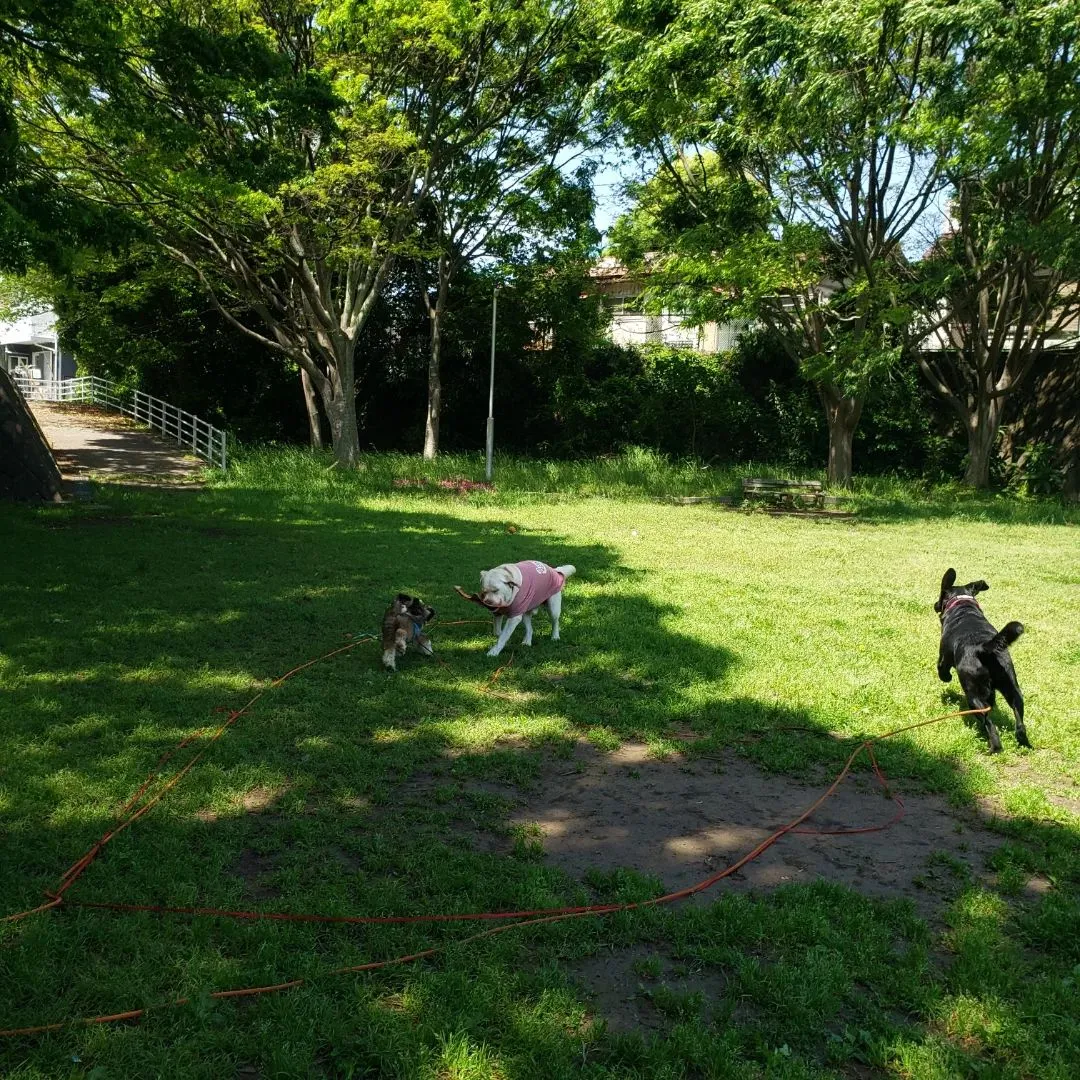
381;593;436;671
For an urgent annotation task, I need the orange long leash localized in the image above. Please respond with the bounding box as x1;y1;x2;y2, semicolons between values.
3;621;493;925
3;636;375;925
0;627;989;1037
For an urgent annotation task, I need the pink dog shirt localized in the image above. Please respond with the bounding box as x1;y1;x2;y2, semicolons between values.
505;561;565;617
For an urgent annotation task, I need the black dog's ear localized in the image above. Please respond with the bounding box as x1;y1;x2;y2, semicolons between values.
966;580;990;594
934;569;957;612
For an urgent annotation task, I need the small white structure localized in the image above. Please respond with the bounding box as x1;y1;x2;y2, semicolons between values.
919;305;1080;355
0;309;76;384
587;256;749;354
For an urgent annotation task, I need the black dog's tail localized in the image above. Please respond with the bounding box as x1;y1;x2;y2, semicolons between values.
981;621;1024;656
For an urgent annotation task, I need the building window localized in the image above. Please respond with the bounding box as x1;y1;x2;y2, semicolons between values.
603;292;643;315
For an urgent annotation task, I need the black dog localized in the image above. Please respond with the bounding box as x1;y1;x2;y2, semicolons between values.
934;569;1028;752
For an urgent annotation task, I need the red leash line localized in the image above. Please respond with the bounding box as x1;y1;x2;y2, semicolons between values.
267;640;369;687
52;732;905;924
64;732;900;925
2;637;376;922
1;626;491;924
114;728;207;821
485;651;515;687
0;897;62;925
50;694;264;899
793;744;905;836
0;708;990;1037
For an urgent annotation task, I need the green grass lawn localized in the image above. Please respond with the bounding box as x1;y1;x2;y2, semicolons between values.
1;449;1078;1079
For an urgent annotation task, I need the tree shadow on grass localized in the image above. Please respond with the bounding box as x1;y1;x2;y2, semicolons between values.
0;483;737;911
2;707;1076;1077
0;484;1077;1077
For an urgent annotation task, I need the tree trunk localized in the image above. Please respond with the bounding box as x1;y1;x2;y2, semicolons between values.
915;349;1014;490
321;342;361;467
819;383;864;487
300;367;323;449
963;396;1004;488
423;253;451;460
325;394;360;466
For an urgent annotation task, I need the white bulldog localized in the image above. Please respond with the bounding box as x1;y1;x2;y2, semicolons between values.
478;560;576;657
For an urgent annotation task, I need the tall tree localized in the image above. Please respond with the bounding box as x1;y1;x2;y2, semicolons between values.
17;0;597;465
604;0;953;484
0;2;139;486
412;0;601;458
0;2;131;272
912;0;1080;488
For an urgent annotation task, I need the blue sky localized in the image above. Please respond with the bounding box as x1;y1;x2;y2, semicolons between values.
590;152;650;240
593;162;630;236
587;151;953;258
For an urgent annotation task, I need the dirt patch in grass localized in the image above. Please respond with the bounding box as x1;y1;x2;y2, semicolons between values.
446;820;514;856
228;849;282;900
1048;793;1080;817
484;741;1005;921
239;785;287;814
573;944;730;1034
479;741;1009;1038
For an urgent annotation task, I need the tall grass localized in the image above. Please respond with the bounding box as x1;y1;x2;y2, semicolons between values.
219;445;1078;523
221;445;773;500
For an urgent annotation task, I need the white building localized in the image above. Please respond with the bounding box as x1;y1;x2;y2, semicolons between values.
587;256;748;354
0;309;76;384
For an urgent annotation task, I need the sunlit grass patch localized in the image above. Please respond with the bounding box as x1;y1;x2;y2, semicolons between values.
0;451;1076;1076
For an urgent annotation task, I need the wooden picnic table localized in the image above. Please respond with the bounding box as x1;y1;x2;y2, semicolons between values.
742;477;825;510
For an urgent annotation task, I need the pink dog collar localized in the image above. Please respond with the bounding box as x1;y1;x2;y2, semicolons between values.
943;594;981;615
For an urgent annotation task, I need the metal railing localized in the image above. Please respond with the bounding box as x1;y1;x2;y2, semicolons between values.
15;374;228;470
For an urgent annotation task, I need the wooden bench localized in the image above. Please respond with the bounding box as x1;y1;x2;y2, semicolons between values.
742;477;824;511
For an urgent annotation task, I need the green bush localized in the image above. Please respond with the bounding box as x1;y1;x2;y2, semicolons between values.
1004;440;1068;497
856;365;964;479
548;340;823;464
543;334;967;477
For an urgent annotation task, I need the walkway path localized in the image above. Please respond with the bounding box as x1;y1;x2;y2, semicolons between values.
29;402;205;483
